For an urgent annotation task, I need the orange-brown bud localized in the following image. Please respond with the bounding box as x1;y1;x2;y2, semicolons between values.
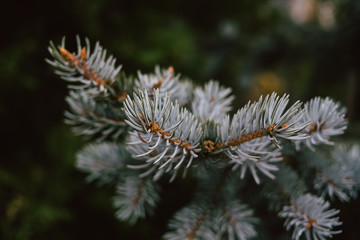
59;47;75;63
153;80;163;89
80;47;87;59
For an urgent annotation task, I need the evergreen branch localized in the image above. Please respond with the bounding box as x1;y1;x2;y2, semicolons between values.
165;167;257;240
163;203;217;240
220;92;309;147
296;97;347;150
263;164;343;240
216;201;257;240
113;175;160;225
46;36;121;95
192;80;235;122
48;36;359;239
135;66;193;106
124;89;202;180
314;169;355;202
65;91;127;141
229;138;283;184
131;179;145;206
76;142;129;184
165;201;257;240
186;210;209;240
279;194;342;240
218;92;309;183
308;144;360;202
333;144;360;194
164;168;229;240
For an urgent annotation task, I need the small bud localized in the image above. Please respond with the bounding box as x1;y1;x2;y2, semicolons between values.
152;80;162;89
59;47;75;63
80;47;87;59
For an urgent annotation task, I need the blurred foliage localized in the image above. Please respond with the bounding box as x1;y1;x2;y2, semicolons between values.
1;0;360;239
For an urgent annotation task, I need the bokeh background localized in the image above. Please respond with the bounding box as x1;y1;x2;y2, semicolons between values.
1;0;360;239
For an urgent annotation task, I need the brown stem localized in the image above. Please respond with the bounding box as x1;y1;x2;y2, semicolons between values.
227;124;289;147
131;180;145;206
222;206;238;226
137;119;195;154
211;166;233;201
185;210;208;240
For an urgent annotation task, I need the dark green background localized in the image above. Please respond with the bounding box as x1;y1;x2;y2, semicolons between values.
1;0;360;239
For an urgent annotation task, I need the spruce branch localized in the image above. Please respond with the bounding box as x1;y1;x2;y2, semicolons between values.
76;142;129;184
230;138;283;184
113;175;161;225
47;36;360;240
220;92;309;146
124;89;202;180
165;167;254;240
279;194;342;240
297;97;347;150
65;91;127;141
215;201;257;240
263;164;342;240
332;144;360;194
303;144;360;202
192;80;235;122
47;36;121;95
164;203;217;240
219;93;309;183
164;166;257;240
314;167;355;202
135;66;193;106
